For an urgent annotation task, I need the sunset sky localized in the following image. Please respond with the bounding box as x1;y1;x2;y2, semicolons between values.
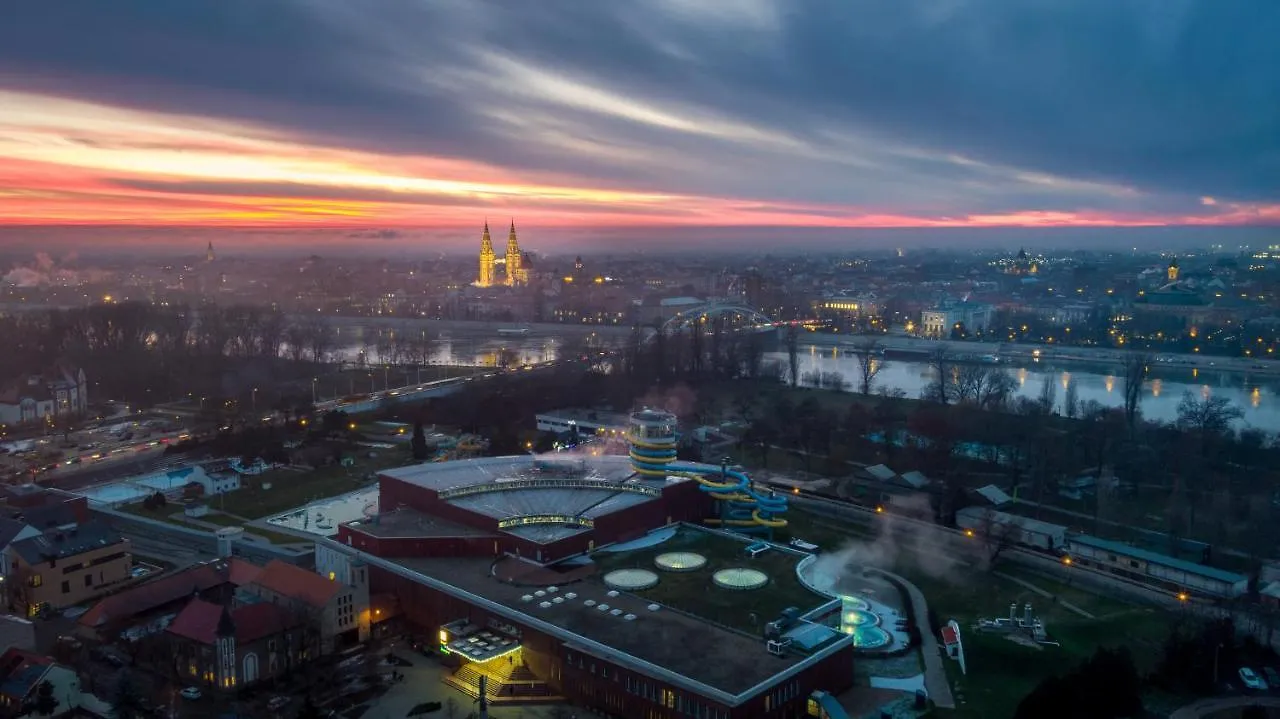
0;1;1278;246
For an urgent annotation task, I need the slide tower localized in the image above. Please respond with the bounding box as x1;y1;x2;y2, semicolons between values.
628;410;787;536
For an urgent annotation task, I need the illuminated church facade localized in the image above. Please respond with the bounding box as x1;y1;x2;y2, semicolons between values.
476;221;529;288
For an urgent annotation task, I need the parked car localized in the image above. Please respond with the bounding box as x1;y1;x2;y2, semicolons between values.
1264;666;1280;688
180;687;202;700
267;696;290;710
1239;667;1267;691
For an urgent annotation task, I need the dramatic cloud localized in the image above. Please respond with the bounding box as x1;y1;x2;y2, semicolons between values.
0;0;1276;239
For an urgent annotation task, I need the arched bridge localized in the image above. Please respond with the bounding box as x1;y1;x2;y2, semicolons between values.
658;301;777;335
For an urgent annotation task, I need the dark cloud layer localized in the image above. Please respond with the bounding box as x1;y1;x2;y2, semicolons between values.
2;1;1277;212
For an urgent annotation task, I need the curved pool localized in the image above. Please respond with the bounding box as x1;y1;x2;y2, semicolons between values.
850;625;892;649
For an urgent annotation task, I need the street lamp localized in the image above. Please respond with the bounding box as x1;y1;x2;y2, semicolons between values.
252;388;258;414
311;378;317;405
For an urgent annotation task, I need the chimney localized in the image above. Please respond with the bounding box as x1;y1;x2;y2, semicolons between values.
1009;603;1017;622
1023;603;1033;626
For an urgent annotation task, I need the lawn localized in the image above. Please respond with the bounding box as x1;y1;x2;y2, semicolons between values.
906;564;1175;719
216;452;407;519
592;525;827;635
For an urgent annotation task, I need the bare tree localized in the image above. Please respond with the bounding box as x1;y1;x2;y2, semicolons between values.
1038;375;1058;413
785;324;799;387
924;347;955;405
849;338;886;395
976;508;1022;568
1176;391;1244;457
1121;351;1152;432
1063;379;1079;419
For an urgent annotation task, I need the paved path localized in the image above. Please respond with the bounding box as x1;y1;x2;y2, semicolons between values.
869;568;956;709
1170;696;1280;718
993;570;1094;618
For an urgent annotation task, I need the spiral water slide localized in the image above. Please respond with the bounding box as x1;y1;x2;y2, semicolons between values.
629;437;787;529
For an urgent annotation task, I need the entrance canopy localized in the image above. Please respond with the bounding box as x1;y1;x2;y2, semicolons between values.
439;619;521;662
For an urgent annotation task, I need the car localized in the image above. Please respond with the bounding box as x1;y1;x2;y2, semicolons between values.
267;696;290;710
1239;667;1267;691
180;687;202;700
1264;666;1280;687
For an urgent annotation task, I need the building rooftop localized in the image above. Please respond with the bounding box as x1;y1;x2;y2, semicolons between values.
536;408;631;428
9;520;125;565
378;455;680;546
371;525;846;699
250;560;342;608
1070;535;1246;585
78;558;259;631
345;507;496;539
381;454;650;493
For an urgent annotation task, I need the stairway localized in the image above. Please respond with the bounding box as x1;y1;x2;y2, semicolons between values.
444;660;556;703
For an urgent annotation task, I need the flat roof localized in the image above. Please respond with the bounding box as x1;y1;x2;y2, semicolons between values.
1070;535;1246;585
381;455;650;493
536;409;631;427
346;508;496;539
336;524;850;703
387;553;824;697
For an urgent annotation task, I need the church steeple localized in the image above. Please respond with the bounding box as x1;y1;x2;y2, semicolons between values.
504;220;525;286
1167;256;1179;283
206;240;215;263
477;221;496;287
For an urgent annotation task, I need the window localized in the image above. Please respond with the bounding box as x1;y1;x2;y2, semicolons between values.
28;574;42;588
61;580;70;594
84;574;93;587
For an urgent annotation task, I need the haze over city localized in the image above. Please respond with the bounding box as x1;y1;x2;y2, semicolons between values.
5;5;1280;719
1;1;1278;252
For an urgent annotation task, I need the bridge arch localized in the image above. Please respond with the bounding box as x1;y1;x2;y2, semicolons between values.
658;301;775;335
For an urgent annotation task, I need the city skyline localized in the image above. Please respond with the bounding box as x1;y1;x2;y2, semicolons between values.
0;2;1278;247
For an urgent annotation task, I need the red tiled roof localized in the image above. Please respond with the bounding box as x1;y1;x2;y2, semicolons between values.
167;599;226;644
79;558;260;630
250;560;340;608
167;598;296;645
232;602;296;644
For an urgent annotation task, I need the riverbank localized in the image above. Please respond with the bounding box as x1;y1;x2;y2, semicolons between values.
804;333;1280;377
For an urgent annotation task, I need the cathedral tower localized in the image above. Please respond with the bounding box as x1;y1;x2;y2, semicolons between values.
505;220;527;286
1167;256;1179;283
478;222;496;287
206;240;215;263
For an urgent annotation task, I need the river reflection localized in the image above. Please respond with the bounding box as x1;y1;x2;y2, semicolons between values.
324;325;1280;432
781;347;1280;431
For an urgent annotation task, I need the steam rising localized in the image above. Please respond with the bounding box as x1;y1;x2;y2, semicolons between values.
805;493;971;594
2;252;91;287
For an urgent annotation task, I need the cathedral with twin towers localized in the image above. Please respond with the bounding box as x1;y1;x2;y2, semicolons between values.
476;220;530;288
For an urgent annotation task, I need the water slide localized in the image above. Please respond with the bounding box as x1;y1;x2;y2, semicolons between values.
629;438;787;530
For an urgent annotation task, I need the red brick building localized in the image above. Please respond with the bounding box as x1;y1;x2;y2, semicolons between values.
325;455;856;719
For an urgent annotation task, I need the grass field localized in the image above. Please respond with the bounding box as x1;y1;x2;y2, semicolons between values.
593;525;826;635
909;564;1174;718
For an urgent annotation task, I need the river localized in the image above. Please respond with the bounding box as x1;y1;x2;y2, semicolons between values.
324;324;1280;432
789;345;1280;430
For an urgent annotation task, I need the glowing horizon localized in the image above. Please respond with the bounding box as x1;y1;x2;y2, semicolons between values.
0;90;1275;233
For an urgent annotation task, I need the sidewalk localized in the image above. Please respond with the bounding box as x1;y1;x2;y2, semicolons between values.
869;568;956;709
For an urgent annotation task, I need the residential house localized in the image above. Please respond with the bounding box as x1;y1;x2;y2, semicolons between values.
0;518;40;581
0;648;84;718
5;521;131;618
0;364;88;426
